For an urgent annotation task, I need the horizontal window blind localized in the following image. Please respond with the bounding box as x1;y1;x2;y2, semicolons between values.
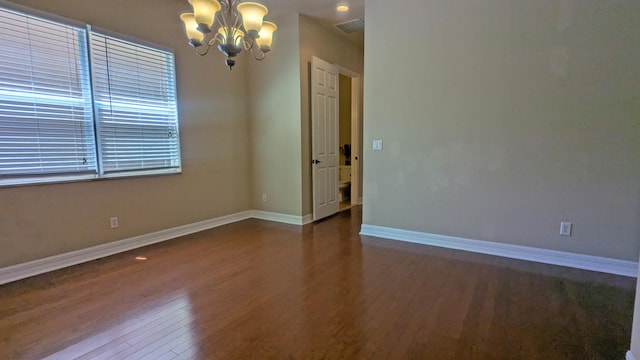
0;3;182;186
89;31;180;174
0;8;96;179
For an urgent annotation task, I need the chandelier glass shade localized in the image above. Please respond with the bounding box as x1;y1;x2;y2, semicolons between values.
180;0;277;69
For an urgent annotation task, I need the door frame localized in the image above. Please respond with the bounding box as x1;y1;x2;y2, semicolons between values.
335;65;361;205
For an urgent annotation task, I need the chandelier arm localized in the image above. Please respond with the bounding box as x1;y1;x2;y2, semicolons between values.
218;10;229;31
250;45;266;61
232;11;242;30
195;43;210;56
218;0;240;30
220;0;232;13
207;36;218;47
242;37;255;51
215;34;222;45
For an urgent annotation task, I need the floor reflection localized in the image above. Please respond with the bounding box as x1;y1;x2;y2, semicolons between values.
42;294;196;360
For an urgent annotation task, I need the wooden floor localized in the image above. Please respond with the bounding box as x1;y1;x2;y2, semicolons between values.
339;200;353;211
0;206;635;359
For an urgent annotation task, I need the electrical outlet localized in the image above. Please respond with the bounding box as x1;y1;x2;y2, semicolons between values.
262;194;267;202
110;216;119;229
560;221;572;236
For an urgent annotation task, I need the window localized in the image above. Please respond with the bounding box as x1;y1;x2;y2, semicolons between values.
90;30;180;175
0;7;96;180
0;4;181;186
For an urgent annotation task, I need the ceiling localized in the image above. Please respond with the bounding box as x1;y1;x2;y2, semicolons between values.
264;0;364;22
249;0;366;48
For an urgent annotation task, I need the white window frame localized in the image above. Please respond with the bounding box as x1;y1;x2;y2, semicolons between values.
0;1;182;187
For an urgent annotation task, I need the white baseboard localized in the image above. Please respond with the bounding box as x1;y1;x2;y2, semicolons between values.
251;210;313;225
0;209;319;285
0;211;259;286
302;213;313;225
628;351;637;360
359;224;638;278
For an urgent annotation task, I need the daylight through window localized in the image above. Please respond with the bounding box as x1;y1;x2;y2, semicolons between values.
0;4;181;186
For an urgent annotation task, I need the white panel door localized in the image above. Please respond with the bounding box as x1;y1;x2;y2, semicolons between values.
311;56;339;221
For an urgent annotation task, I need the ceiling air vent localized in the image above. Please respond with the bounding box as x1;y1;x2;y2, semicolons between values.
335;19;364;34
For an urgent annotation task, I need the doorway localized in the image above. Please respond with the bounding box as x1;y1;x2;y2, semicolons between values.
311;56;362;221
337;66;361;209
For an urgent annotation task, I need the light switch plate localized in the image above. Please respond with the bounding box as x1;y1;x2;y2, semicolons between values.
373;139;383;150
560;221;572;236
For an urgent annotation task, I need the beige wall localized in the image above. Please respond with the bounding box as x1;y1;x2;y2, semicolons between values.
0;0;252;268
363;0;640;260
299;15;364;215
247;14;303;215
247;14;364;217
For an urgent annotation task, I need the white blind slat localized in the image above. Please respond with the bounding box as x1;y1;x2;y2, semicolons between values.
0;6;181;184
0;7;96;178
90;32;180;174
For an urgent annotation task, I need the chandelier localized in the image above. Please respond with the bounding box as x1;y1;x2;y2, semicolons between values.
180;0;277;70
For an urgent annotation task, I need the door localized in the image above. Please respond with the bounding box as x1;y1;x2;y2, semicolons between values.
311;56;339;221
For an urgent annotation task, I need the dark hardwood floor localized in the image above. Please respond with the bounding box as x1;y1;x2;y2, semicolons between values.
0;206;635;359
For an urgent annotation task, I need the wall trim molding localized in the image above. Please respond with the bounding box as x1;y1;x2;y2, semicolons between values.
250;210;312;225
0;211;259;286
0;209;319;285
302;214;314;225
628;351;637;360
359;224;638;278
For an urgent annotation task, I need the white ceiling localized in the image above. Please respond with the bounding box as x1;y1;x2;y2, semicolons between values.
265;0;365;48
264;0;364;23
245;0;366;48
